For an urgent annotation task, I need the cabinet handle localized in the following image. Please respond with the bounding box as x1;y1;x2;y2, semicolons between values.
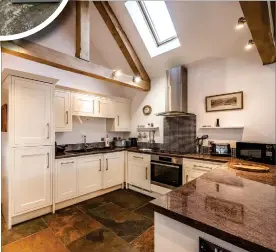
93;100;95;114
186;175;188;183
117;116;119;126
106;158;108;170
47;153;50;168
146;167;148;180
61;161;74;165
193;165;211;172
133;156;143;159
98;101;100;113
99;159;102;171
66;111;69;124
47;123;50;139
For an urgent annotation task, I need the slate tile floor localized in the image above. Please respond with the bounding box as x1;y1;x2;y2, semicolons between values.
2;189;155;252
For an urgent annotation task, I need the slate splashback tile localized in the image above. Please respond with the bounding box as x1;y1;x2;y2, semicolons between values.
42;206;102;245
2;217;47;246
164;116;196;153
84;203;153;242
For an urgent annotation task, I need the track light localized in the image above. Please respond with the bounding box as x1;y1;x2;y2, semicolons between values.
133;76;141;83
236;17;246;30
245;39;254;50
112;70;121;78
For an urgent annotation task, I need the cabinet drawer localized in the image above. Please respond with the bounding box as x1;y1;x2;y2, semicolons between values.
128;152;151;163
183;158;221;172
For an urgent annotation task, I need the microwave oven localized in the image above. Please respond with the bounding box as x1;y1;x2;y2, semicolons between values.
236;142;276;165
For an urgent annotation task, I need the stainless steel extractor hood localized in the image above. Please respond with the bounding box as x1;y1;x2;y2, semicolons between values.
156;66;195;117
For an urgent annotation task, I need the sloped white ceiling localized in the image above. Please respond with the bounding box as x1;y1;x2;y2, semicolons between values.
90;1;252;78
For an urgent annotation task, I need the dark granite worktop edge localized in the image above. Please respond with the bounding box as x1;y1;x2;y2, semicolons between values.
149;202;273;252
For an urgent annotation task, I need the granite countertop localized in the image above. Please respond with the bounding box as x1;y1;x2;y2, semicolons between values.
150;159;276;252
55;147;126;159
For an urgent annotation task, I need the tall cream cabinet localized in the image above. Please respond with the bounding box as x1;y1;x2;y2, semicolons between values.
1;69;57;229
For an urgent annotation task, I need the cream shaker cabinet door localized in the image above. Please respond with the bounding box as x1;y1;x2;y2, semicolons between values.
78;155;103;196
12;77;53;146
55;90;72;132
97;97;114;118
13;147;52;215
72;93;94;116
116;101;130;131
103;152;124;189
56;158;77;203
128;160;150;191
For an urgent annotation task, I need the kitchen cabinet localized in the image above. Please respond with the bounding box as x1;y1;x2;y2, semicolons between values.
12;77;53;146
78;155;103;196
183;158;222;184
56;158;77;203
13;147;52;214
103;152;125;189
106;100;131;132
127;153;151;191
97;97;114;118
71;93;96;117
55;90;72;132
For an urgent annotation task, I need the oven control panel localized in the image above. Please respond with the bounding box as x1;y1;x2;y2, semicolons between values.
199;238;231;252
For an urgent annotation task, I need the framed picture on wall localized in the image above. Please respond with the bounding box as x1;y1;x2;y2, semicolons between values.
205;91;243;112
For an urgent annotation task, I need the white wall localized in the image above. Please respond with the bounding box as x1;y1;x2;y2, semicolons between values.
188;51;276;144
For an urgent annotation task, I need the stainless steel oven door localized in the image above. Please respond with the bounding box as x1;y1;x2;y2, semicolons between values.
151;161;182;187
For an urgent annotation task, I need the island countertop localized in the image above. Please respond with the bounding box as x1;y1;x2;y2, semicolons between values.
150;160;276;252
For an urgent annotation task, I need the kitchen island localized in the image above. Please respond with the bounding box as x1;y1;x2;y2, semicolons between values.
150;159;276;252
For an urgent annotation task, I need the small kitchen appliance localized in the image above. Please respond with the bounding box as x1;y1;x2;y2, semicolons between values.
129;137;138;147
114;137;127;148
210;143;231;157
236;142;276;165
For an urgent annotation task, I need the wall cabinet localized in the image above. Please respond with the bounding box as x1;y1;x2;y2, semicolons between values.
78;155;103;196
13;147;52;214
107;100;131;132
72;93;95;117
12;77;53;146
55;90;72;132
127;153;151;191
56;158;77;203
103;152;125;189
97;97;114;118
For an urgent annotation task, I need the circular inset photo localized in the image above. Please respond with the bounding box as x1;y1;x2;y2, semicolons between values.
0;0;68;41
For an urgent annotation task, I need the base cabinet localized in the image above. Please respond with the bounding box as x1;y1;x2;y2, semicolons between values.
78;155;103;196
13;147;52;215
103;152;124;189
56;158;77;203
127;153;151;191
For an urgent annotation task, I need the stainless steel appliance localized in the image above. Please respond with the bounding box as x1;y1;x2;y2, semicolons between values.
236;142;276;165
211;143;231;157
114;138;127;147
129;137;138;147
156;66;195;117
151;155;182;188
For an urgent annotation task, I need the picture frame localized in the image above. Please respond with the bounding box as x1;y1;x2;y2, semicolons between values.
205;91;243;112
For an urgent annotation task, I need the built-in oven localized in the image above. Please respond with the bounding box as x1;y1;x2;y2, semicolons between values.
151;155;182;188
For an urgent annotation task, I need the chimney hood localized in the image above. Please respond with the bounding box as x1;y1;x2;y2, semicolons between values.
156;66;195;117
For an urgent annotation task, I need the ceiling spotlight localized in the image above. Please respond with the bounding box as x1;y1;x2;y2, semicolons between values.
245;39;255;50
236;17;246;30
133;76;141;83
112;70;121;77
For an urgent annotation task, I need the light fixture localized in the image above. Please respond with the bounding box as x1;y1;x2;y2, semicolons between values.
245;39;255;50
112;70;122;78
236;17;246;30
133;76;141;83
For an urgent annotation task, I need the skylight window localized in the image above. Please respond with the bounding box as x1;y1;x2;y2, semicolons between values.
125;1;181;57
137;1;177;46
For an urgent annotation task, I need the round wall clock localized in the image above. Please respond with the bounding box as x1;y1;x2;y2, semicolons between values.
143;105;152;115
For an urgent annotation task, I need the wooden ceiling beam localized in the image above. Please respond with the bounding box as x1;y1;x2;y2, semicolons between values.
2;40;150;91
94;1;150;82
240;1;276;65
76;1;90;61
